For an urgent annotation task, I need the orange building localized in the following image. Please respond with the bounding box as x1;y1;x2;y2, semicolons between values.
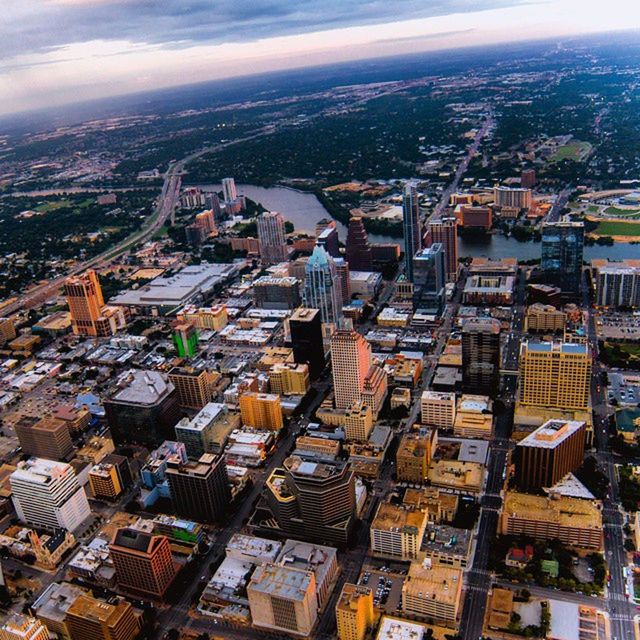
64;270;105;337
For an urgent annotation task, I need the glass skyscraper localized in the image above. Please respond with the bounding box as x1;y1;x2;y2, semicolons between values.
541;221;584;294
412;244;445;312
402;182;422;282
303;244;344;326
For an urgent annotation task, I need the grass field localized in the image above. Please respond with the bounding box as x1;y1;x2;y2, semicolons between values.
595;220;640;236
549;140;592;163
604;206;640;218
35;199;72;212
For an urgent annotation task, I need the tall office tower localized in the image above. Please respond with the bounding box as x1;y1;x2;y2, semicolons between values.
519;341;591;410
413;244;445;312
426;217;458;282
334;258;352;304
289;308;326;380
521;168;537;189
10;458;91;533
248;563;318;637
257;211;288;265
335;583;375;640
14;415;74;461
303;245;343;326
171;320;198;358
264;455;357;547
168;366;217;410
316;223;341;258
515;419;586;491
541;221;584;294
65;595;141;640
109;528;176;599
345;216;373;271
0;615;50;640
0;317;16;345
165;453;230;522
221;177;237;203
104;370;182;447
402;182;422;281
239;392;284;431
205;191;222;221
330;329;372;409
64;269;105;337
461;318;501;395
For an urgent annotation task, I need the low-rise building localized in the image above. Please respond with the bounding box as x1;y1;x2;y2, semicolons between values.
396;431;438;483
501;491;603;550
419;524;472;569
453;395;493;439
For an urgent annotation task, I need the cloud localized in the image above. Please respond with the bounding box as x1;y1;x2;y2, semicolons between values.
0;0;526;60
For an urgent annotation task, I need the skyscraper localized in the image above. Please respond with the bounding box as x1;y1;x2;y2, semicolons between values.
330;329;373;410
461;318;501;395
541;221;584;294
519;341;591;410
402;182;422;281
172;321;198;358
316;219;341;258
345;216;373;271
10;458;91;533
264;455;357;547
257;211;288;265
303;245;343;326
64;269;105;337
165;453;230;522
239;392;284;431
289;308;326;380
109;528;176;599
221;177;237;203
413;244;445;312
426;217;458;282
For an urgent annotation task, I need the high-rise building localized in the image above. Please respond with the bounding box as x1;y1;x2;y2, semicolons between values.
269;363;310;396
14;415;74;461
257;211;288;265
519;341;591;410
335;583;374;640
88;463;122;500
413;244;445;312
289;308;326;380
171;321;198;358
205;191;222;221
334;258;351;304
0;317;16;345
521;168;537;189
493;186;533;210
165;453;230;522
0;615;49;640
420;391;456;428
541;221;584;294
461;318;501;395
168;366;217;410
253;276;302;309
345;216;373;271
396;431;437;483
239;392;284;430
316;222;340;258
247;563;318;637
104;371;182;446
524;303;567;333
303;245;343;327
595;264;640;308
65;594;141;640
64;270;105;337
330;330;372;410
10;458;91;533
426;217;458;282
221;177;237;203
264;456;357;547
402;182;421;281
515;419;586;490
109;528;176;600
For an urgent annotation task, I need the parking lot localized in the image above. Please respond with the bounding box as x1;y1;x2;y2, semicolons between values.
357;562;407;615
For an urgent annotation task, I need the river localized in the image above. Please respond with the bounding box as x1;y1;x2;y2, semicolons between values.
202;183;640;262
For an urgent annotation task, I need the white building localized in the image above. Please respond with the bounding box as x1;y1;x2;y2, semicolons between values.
421;391;456;428
10;458;91;533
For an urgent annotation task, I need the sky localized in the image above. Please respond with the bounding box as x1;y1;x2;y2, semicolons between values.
1;0;640;116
